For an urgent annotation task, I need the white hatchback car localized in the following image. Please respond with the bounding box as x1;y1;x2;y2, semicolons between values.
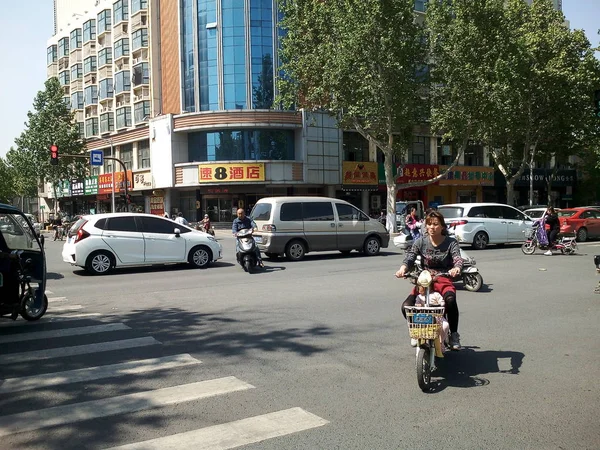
438;203;533;250
62;213;222;274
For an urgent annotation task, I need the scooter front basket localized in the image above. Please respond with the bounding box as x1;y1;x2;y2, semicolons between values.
405;306;445;340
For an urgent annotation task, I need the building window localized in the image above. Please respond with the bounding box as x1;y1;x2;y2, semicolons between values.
83;19;96;42
100;113;114;133
83;56;97;75
120;144;133;170
343;132;369;162
114;70;131;94
116;107;132;129
98;48;112;67
132;0;148;13
408;136;430;164
250;0;274;109
104;148;113;174
114;38;130;58
99;78;114;100
188;129;295;162
132;28;148;50
132;63;149;86
58;37;69;58
437;138;457;166
134;101;150;123
414;0;428;13
70;63;82;80
222;0;247;109
464;143;484;166
84;85;98;106
77;122;85;139
47;45;57;65
197;0;218;111
97;10;111;34
71;91;84;110
181;0;195;112
137;140;150;168
113;0;129;24
85;118;99;137
58;70;70;86
92;166;100;176
70;29;82;50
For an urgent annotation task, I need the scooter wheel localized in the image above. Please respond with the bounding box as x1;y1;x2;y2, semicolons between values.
244;259;252;273
416;347;432;392
463;273;483;292
21;293;48;321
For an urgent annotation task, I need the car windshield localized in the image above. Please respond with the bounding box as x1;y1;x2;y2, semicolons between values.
251;203;272;221
395;202;408;215
438;207;464;218
0;213;42;251
558;211;577;218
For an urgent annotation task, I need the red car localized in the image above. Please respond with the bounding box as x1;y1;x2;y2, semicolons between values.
558;207;600;242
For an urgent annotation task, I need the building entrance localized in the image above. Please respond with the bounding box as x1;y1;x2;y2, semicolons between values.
205;197;234;222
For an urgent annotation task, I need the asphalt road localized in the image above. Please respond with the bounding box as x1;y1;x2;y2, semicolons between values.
1;234;599;449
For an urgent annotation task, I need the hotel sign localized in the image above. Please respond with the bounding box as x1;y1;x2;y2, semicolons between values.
198;163;265;183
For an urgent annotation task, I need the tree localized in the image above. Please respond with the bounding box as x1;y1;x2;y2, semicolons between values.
428;0;600;206
278;0;434;232
0;157;16;204
13;77;86;211
253;54;274;109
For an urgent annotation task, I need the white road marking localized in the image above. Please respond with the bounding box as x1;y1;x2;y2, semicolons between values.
0;323;130;344
47;297;67;303
0;354;201;394
50;305;83;313
0;313;102;328
45;290;53;295
108;407;329;450
0;377;254;437
0;337;160;364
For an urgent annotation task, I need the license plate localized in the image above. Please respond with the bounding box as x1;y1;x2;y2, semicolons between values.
413;313;434;324
254;236;263;244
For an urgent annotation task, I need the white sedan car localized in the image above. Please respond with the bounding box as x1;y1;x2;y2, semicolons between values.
62;213;222;275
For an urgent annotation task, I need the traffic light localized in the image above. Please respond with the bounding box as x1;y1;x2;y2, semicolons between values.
49;144;59;165
595;90;600;118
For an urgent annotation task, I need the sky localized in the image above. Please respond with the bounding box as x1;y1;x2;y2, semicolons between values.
0;0;598;160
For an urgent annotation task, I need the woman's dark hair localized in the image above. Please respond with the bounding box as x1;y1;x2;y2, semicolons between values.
547;206;555;213
425;210;449;235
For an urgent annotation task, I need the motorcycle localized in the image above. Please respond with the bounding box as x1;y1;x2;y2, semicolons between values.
521;216;577;255
236;228;259;273
0;204;48;321
404;270;449;392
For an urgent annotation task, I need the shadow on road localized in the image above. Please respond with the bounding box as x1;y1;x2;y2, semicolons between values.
46;272;64;280
429;345;524;393
71;261;236;277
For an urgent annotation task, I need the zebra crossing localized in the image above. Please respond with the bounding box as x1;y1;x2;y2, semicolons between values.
0;293;329;448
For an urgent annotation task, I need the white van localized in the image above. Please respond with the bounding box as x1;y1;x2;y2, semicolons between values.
250;197;390;261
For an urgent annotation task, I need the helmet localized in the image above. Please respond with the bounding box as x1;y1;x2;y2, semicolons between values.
204;214;209;218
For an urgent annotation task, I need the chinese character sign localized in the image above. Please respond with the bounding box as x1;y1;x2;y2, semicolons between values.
438;166;494;186
197;163;265;183
396;164;439;184
342;162;378;185
70;179;84;196
98;173;113;194
84;176;98;195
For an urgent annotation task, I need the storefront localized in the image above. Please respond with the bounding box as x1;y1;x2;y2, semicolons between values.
496;168;577;207
429;166;495;206
396;164;438;206
339;161;378;213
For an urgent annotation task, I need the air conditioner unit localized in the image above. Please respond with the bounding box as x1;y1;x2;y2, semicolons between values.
133;57;140;64
117;102;122;107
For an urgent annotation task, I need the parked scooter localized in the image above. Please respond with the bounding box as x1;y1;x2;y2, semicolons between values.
521;216;577;255
404;269;449;392
235;228;259;273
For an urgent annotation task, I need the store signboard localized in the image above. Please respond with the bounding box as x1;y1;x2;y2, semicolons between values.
198;163;265;183
84;176;98;195
438;166;495;186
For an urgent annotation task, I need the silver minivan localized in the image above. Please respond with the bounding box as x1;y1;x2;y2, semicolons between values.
250;197;390;261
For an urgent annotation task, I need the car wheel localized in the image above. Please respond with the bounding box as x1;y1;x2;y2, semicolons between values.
472;232;489;250
285;240;306;261
363;236;381;256
576;227;588;242
85;251;114;275
188;245;212;268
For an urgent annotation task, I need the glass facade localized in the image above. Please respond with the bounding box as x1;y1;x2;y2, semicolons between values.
222;0;247;109
250;0;273;109
71;91;84;110
414;0;428;12
98;48;113;67
116;107;132;128
99;78;114;100
132;28;148;50
132;0;148;14
83;19;96;42
70;29;82;51
47;45;57;65
188;129;294;161
132;63;149;86
113;0;129;24
97;10;111;34
84;85;98;106
181;0;195;112
58;37;69;58
198;0;218;111
71;63;82;81
58;70;70;86
85;118;99;137
100;113;115;133
134;101;150;123
137;140;150;168
83;56;97;75
114;38;130;58
115;71;131;94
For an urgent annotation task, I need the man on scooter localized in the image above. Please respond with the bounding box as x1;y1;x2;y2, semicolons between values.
395;210;463;350
232;208;264;267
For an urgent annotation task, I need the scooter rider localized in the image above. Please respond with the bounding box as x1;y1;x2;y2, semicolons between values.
544;206;559;256
395;210;463;350
232;208;264;267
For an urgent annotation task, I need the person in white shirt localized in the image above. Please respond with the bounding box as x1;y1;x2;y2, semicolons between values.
174;212;189;226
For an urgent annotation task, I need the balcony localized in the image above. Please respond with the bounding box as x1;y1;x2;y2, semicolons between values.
70;79;83;91
98;34;111;49
131;13;148;33
133;86;150;101
47;63;57;78
115;94;131;108
69;48;82;63
113;23;128;41
98;65;113;80
85;105;98;118
114;59;130;72
62;85;70;95
58;56;70;71
75;111;84;122
131;48;148;64
83;41;97;59
99;101;113;112
84;73;97;85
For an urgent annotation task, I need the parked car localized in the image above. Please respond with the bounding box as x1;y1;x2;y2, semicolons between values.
438;203;533;250
62;213;222;274
558;207;600;242
251;196;389;261
523;207;550;219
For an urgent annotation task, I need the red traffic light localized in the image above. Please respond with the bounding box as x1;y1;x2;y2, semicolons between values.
50;144;59;165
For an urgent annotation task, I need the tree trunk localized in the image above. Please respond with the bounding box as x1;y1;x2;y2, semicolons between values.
506;178;517;207
383;147;398;233
529;164;534;206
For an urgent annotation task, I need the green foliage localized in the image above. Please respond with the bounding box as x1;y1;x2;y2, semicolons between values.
0;157;16;204
12;77;87;190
